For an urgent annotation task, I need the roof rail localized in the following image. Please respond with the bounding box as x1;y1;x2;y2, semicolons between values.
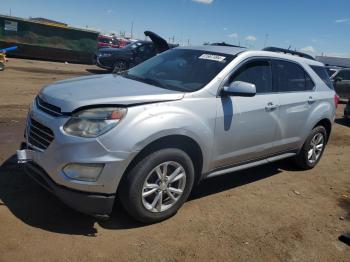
210;42;246;48
262;47;315;61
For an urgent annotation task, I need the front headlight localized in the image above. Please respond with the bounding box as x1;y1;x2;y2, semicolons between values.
64;107;127;137
99;53;112;57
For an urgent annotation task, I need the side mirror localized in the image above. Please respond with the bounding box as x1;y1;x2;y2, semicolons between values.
221;81;256;97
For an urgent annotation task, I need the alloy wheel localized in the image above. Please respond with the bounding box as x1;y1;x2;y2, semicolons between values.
307;133;324;164
142;161;186;213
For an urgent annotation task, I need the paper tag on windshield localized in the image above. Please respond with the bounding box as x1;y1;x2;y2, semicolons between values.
199;54;226;62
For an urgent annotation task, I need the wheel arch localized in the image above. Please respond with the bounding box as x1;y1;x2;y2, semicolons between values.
119;135;204;193
313;118;332;142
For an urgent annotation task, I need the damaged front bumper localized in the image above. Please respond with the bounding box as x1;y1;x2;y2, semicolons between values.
17;144;115;219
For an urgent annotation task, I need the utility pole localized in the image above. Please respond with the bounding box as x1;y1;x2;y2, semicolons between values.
264;34;269;47
130;21;134;39
10;8;12;16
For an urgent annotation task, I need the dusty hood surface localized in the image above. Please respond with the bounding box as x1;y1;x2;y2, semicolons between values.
39;74;184;113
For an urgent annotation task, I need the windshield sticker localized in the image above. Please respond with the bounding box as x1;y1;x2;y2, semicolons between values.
199;54;226;62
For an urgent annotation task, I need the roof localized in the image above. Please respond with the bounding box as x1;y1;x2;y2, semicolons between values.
29;17;68;27
0;14;99;34
177;45;246;56
177;45;324;66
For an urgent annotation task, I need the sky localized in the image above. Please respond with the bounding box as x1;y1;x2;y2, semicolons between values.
1;0;350;57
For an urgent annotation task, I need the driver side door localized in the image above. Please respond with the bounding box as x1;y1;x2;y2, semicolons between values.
213;59;280;168
134;44;157;65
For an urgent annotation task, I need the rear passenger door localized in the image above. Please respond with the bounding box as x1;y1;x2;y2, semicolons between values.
272;59;316;152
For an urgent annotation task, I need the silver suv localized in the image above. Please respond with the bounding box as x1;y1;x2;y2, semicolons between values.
17;46;337;223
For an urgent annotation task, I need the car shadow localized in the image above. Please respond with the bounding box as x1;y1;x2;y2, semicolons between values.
85;68;109;74
335;118;350;128
0;154;297;235
0;155;144;236
190;159;295;200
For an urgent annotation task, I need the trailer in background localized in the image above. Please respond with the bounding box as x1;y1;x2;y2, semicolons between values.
0;14;99;64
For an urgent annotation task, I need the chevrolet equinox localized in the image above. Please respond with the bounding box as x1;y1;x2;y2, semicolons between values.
17;46;337;223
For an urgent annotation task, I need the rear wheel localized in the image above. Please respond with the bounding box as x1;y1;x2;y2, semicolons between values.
0;62;4;71
119;148;195;223
294;126;327;170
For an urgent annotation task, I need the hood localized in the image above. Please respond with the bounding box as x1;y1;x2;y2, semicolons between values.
39;74;184;113
144;31;169;53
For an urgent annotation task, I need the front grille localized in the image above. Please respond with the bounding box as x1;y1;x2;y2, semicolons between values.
27;118;54;151
36;96;62;117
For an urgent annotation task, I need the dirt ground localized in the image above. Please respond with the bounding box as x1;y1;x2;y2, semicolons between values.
0;58;349;262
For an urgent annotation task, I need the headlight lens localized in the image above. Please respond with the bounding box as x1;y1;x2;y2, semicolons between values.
64;107;127;137
99;53;112;57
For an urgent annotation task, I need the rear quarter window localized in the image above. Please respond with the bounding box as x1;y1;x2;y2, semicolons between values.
310;66;334;89
272;60;314;92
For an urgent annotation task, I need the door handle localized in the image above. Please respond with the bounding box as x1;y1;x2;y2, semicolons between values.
308;96;315;104
265;102;279;111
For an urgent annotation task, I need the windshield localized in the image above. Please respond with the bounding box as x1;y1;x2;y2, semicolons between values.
122;49;234;92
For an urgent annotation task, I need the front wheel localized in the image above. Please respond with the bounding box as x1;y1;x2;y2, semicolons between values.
0;62;4;71
294;126;327;170
112;60;128;73
119;148;195;223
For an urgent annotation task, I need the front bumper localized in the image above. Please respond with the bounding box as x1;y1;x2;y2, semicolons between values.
22;100;134;195
21;158;115;217
94;55;113;70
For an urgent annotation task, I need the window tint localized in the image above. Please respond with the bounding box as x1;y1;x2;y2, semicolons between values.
311;66;334;89
229;60;272;93
273;60;314;92
337;70;350;80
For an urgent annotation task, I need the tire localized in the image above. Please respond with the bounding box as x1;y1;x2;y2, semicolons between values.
0;62;4;71
294;126;327;170
119;148;195;224
112;60;128;73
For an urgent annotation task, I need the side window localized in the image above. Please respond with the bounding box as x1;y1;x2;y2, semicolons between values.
229;60;272;93
273;60;314;92
337;70;350;80
310;66;334;89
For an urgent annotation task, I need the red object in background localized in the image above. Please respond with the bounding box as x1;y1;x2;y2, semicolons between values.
98;35;119;49
334;94;340;108
117;38;132;48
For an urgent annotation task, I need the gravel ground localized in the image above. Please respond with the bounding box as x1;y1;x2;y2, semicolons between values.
0;58;349;262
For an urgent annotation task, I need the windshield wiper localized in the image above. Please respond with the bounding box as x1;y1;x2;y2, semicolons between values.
122;73;166;88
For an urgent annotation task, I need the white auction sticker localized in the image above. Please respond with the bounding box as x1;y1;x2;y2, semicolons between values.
199;54;226;62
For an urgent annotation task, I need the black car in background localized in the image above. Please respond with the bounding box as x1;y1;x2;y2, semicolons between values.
331;68;350;98
94;31;176;72
344;98;350;122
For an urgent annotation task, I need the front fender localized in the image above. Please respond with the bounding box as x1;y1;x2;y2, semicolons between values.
98;99;216;173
